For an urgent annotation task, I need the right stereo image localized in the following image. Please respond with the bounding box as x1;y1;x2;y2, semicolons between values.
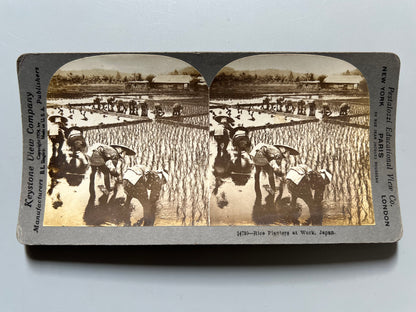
208;54;373;226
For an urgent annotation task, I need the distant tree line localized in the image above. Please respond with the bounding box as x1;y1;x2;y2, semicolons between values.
49;71;160;88
214;70;328;85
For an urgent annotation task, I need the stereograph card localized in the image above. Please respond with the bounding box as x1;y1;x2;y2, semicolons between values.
16;52;402;244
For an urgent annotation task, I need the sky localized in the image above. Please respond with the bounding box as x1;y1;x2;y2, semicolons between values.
225;54;359;75
59;54;194;76
58;53;359;78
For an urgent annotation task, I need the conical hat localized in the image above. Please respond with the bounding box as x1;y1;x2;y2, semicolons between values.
48;115;68;123
110;144;136;156
213;115;234;124
273;144;300;156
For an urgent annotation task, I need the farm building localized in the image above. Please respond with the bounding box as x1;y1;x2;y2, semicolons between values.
323;75;363;90
125;80;149;91
152;75;192;90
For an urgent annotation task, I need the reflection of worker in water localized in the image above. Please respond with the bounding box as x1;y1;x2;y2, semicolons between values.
308;100;316;116
123;165;168;226
47;150;67;196
65;150;89;187
172;103;183;116
339;102;350;116
48;115;68;158
154;102;165;118
252;185;277;225
230;150;253;186
212;150;232;197
88;144;135;194
322;102;332;117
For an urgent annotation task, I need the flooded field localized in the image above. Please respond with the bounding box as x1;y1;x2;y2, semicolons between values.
209;94;373;226
44;92;209;227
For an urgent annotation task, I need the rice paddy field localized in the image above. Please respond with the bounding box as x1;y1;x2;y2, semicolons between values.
44;93;210;227
209;95;374;226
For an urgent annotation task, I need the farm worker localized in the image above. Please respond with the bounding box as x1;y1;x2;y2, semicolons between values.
297;99;306;115
172;103;183;116
88;144;135;194
154;102;165;118
128;100;138;115
213;116;234;155
339;102;350;116
68;103;74;114
236;103;242;114
117;100;126;113
285;100;294;113
123;165;168;226
308;100;316;116
213;123;230;155
286;165;332;225
250;143;286;196
140;100;148;117
262;96;270;110
276;97;284;112
107;97;116;112
93;96;102;110
322;102;332;117
231;126;252;154
48;115;68;158
66;126;87;153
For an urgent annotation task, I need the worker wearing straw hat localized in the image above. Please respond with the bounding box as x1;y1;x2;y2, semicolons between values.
213;115;234;156
322;102;332;117
48;115;68;158
286;165;332;225
154;102;165;118
339;102;350;116
123;165;168;226
88;143;135;194
172;103;183;116
250;143;286;196
66;126;87;153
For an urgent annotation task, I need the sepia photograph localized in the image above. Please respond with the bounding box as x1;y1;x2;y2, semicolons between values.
44;54;209;227
209;54;373;226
